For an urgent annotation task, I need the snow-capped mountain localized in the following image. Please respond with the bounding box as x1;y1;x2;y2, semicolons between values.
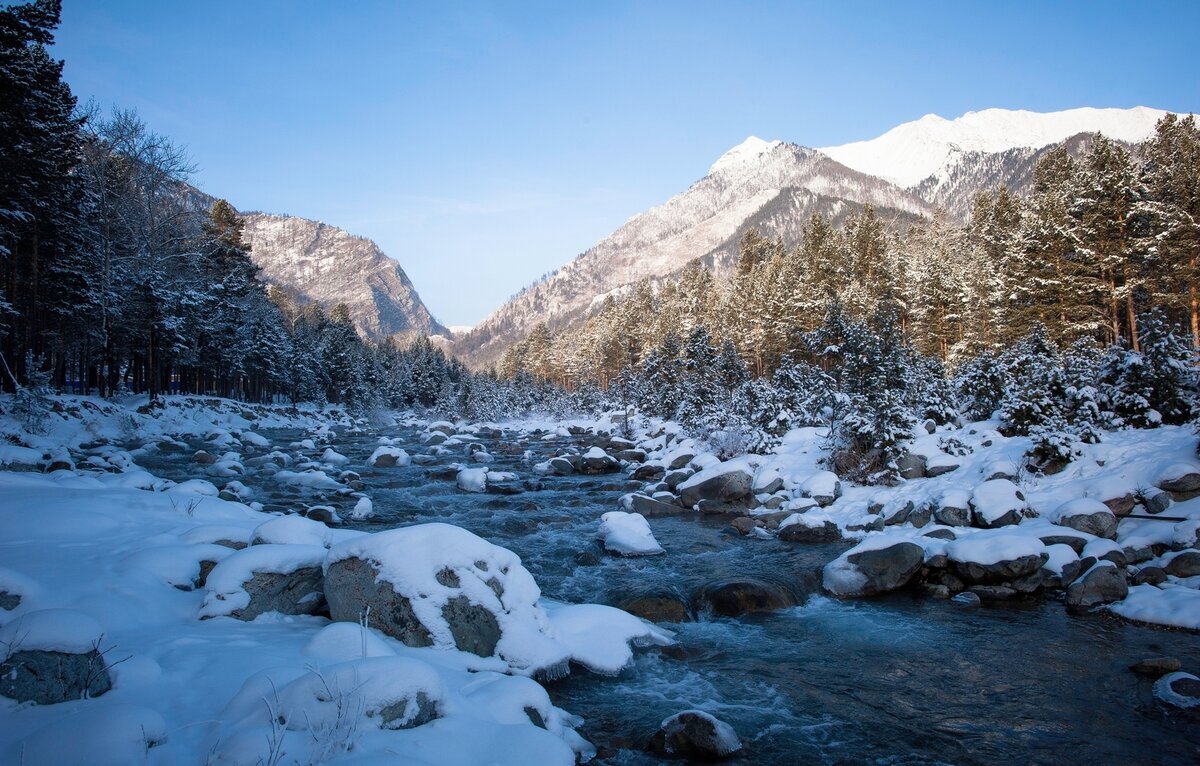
455;106;1178;368
456;140;930;368
821;106;1167;190
240;213;448;342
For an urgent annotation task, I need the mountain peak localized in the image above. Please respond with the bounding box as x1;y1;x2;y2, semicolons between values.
820;105;1170;188
709;136;783;175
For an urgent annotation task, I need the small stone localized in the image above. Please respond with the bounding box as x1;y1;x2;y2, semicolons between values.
951;591;982;609
1130;657;1182;677
648;711;742;760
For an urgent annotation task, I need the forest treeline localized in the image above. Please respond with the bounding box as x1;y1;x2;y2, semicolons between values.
0;1;512;414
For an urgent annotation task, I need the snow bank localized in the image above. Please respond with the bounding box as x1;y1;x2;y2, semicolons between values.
1110;585;1200;630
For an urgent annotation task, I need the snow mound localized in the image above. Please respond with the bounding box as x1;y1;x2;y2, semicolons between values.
200;544;327;618
599;511;665;556
1109;584;1200;630
946;531;1046;566
17;703;167;766
0;608;107;658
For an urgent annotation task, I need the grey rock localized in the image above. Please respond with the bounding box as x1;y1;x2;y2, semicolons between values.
1165;550;1200;578
0;591;19;611
629;494;687;517
954;553;1049;585
730;517;765;536
325;557;434;648
617;449;647;463
969;585;1019;601
664;470;692;490
231;566;326;621
1101;492;1137;517
923;528;957;541
1130;657;1182;677
1057;509;1118;540
580;452;621;475
926;462;960;477
691;578;796;617
1159;470;1200;501
0;649;112;705
778;520;841;543
1142;488;1172;514
1065;563;1129;611
897;453;927;480
843;542;925;596
379;691;439;730
935;504;971;528
668;453;696;471
1039;534;1088;555
1132;566;1168;586
442;595;501;657
648;711;742;760
678;469;753;508
631;464;665;481
547;456;575;476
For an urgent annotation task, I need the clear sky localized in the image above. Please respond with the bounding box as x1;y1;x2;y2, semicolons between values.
53;0;1199;327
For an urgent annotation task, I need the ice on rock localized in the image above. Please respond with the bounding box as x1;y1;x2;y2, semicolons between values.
599;511;665;556
1154;671;1200;709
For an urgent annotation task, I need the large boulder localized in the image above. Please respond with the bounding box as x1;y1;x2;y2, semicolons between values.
200;544;328;620
1163;550;1200;578
690;578;796;616
1048;498;1118;540
323;524;567;672
896;453;927;480
678;465;753;508
1065;561;1128;611
0;609;113;704
648;710;742;760
823;540;925;597
627;493;687;517
946;533;1048;584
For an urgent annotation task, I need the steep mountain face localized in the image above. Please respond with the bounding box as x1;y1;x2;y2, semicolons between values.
821;106;1166;189
240;213;448;342
457;140;931;368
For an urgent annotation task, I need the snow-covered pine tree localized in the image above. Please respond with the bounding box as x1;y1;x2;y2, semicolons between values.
998;324;1068;435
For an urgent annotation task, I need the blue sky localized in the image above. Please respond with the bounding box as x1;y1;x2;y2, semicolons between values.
54;0;1199;326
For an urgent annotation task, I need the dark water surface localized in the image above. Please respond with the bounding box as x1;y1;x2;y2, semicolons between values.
137;422;1200;765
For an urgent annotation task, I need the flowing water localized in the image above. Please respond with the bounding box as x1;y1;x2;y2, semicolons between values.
137;422;1200;765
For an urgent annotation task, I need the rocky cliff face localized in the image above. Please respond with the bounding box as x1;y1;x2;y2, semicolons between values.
240;213;448;341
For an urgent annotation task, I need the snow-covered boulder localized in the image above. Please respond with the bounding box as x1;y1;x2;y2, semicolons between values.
279;656;443;730
969;479;1028;528
321;447;350;465
1158;463;1200;500
935;489;971;527
0;609;112;704
823;539;925;598
1048;498;1118;539
369;446;410;467
200;544;327;620
579;446;620;474
324;524;564;670
946;532;1048;584
678;463;753;508
1163;550;1200;578
800;470;842;506
1065;561;1128;611
599;512;664;556
648;710;742;759
778;511;841;543
251;514;336;548
457;467;489;493
349;495;374;520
